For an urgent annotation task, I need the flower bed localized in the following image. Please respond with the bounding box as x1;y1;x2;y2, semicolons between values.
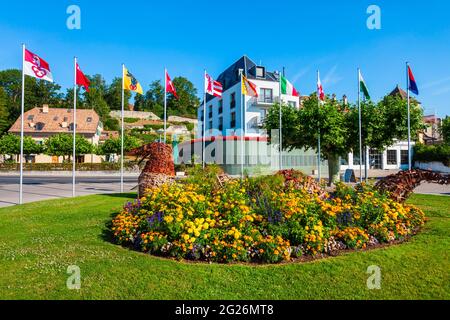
110;171;425;264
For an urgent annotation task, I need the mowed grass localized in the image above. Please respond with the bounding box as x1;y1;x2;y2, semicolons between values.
0;193;448;300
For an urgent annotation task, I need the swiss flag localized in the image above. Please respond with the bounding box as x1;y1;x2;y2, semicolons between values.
166;70;178;99
76;63;90;92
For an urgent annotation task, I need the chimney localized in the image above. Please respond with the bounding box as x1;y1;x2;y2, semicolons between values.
343;95;348;106
42;104;49;113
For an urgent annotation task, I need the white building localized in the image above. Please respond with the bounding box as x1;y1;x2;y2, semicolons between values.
198;56;300;139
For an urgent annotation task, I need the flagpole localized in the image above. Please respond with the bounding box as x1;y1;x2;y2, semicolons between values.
19;44;25;205
202;70;207;169
164;68;167;144
279;71;282;171
357;68;363;183
317;70;321;183
72;57;77;197
240;71;244;178
406;62;412;171
120;64;125;193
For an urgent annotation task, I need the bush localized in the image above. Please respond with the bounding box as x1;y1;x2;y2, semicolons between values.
0;162;142;171
111;172;426;264
414;143;450;166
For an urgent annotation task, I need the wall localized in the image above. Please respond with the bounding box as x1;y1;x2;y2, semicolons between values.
416;161;450;173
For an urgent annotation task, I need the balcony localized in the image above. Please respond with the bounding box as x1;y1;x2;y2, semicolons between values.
250;96;280;107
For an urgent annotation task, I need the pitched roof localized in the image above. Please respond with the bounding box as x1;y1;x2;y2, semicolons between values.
389;85;408;99
206;56;280;103
9;107;100;135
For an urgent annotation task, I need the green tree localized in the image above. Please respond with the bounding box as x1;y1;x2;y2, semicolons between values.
98;135;141;158
0;134;42;162
44;133;93;162
105;77;131;111
441;116;450;145
134;80;164;116
167;77;200;118
0;87;10;135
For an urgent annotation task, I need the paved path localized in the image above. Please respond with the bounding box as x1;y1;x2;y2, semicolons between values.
0;175;138;207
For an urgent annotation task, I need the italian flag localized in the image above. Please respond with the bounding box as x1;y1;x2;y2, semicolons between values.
359;71;370;100
280;75;299;97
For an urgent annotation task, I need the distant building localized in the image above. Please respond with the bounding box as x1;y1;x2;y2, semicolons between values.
109;110;161;121
8;105;103;163
420;115;442;145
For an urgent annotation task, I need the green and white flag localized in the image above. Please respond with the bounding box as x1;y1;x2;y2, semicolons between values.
280;75;300;97
359;71;370;100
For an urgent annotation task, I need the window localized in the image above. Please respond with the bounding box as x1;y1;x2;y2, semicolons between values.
208;105;213;119
87;117;92;123
219;117;223;131
36;123;44;131
218;100;223;114
387;150;397;165
53;116;59;121
230;93;236;109
256;66;265;78
63;117;68;122
400;150;409;165
260;88;273;103
208;120;213;130
231;112;236;128
27;115;34;121
288;101;297;108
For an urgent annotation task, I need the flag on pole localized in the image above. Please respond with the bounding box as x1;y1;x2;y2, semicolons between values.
408;66;419;95
359;70;370;100
23;49;53;82
317;72;325;101
123;67;143;94
166;70;178;99
242;75;258;97
76;63;90;92
280;75;299;97
205;73;223;98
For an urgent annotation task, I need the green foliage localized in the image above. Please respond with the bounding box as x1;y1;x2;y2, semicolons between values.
44;133;93;158
124;117;139;123
0;134;42;157
441;116;450;145
104;77;131;111
98;135;142;155
0;87;10;135
103;117;120;131
414;143;450;166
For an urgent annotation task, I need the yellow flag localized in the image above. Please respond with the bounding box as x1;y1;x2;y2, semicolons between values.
241;75;258;97
123;66;143;95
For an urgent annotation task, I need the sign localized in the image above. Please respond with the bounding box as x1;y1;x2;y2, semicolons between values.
344;169;357;183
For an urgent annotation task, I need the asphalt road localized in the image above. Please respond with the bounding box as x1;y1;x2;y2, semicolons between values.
0;175;138;207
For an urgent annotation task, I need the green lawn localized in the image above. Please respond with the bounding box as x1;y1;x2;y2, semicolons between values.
0;193;448;300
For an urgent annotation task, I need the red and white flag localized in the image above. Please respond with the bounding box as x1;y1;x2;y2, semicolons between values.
317;71;325;101
23;49;53;82
205;73;223;98
76;63;90;92
166;70;178;99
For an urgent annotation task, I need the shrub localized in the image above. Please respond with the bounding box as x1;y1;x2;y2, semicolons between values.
111;172;426;264
414;143;450;166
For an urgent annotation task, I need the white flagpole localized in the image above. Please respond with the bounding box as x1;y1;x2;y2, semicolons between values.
202;70;207;169
317;70;321;182
72;57;77;197
406;62;412;171
164;68;167;144
120;64;125;193
279;71;283;171
240;72;244;178
19;44;25;205
358;68;363;183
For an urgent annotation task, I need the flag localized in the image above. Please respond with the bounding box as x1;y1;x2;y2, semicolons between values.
123;67;143;94
242;75;258;97
280;75;299;97
205;73;223;98
359;70;370;100
76;63;90;92
166;70;178;99
317;72;325;101
408;66;419;95
23;49;53;82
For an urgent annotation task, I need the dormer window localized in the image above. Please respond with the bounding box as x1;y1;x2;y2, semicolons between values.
53;116;59;121
255;66;265;78
87;117;92;123
36;123;44;131
27;115;34;121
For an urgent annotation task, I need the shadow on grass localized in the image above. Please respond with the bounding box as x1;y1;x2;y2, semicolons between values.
101;192;137;199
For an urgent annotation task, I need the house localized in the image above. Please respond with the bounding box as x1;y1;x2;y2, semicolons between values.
8;105;103;163
420;115;442;145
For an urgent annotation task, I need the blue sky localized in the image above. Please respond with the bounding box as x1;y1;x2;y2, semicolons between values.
0;0;449;117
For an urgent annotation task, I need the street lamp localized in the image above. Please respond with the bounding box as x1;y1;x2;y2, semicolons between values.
156;129;164;143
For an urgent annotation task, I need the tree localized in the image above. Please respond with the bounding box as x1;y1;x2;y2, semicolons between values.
0;87;10;135
441;116;450;145
98;135;141;158
167;77;200;118
44;133;93;162
134;80;164;116
105;77;131;111
0;134;42;161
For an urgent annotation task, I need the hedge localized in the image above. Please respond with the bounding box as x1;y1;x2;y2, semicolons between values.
0;162;144;172
414;143;450;166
